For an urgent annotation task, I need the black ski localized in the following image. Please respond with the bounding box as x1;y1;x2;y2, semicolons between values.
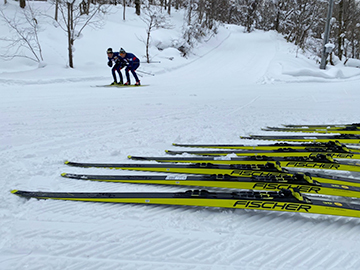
240;134;360;144
129;154;360;172
61;172;360;198
172;141;359;151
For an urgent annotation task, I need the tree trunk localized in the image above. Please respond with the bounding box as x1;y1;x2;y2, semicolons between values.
146;27;151;63
67;1;74;68
274;2;282;32
168;0;171;15
123;0;126;20
55;0;59;21
135;0;140;15
338;0;343;60
20;0;26;8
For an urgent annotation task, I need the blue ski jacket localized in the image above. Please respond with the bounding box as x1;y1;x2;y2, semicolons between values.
121;53;140;69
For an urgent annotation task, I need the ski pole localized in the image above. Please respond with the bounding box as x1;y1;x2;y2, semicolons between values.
137;70;155;76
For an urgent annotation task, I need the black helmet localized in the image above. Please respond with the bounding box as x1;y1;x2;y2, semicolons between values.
119;48;126;54
107;48;113;53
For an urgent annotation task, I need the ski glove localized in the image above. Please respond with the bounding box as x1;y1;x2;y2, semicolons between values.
107;61;112;67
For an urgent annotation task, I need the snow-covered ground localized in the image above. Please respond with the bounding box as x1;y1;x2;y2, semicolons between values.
2;2;360;269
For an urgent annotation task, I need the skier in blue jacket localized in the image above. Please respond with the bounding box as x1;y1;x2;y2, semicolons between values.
107;48;125;85
119;48;141;86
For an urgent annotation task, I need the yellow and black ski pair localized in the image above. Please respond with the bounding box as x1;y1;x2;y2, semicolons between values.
11;159;360;219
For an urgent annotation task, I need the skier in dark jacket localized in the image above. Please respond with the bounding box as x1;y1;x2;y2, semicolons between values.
107;48;125;85
119;48;141;86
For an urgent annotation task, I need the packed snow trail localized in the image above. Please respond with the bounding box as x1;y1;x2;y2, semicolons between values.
163;26;278;88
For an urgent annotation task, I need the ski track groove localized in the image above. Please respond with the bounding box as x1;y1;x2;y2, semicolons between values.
148;236;179;256
317;251;351;269
289;247;324;268
116;232;171;256
122;237;189;257
1;110;197;161
325;251;348;269
226;241;260;264
175;241;218;260
254;240;296;267
343;254;360;269
238;244;270;268
164;240;207;259
275;243;324;269
303;249;335;269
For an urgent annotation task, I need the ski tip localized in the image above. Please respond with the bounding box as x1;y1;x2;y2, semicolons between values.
165;150;170;153
172;143;177;146
61;173;67;177
11;189;18;194
127;155;132;159
64;160;70;165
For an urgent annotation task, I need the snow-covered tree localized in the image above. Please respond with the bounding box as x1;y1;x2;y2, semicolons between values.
331;0;360;60
267;0;324;50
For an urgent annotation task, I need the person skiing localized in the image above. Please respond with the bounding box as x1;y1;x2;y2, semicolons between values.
107;48;125;85
119;48;141;86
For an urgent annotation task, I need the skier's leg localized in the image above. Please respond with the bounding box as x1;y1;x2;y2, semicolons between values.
111;66;117;83
125;68;131;84
130;69;140;82
130;63;140;83
116;67;124;84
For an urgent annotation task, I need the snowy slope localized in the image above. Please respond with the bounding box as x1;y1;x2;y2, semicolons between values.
2;2;360;270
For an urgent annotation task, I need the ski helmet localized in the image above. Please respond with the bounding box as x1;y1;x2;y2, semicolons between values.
107;48;113;53
119;48;126;54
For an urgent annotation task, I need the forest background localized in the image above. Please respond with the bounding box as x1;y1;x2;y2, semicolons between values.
1;0;360;69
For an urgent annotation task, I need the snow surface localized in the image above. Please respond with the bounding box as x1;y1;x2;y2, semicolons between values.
2;2;360;269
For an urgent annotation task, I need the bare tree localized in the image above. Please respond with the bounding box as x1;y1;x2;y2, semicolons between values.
0;4;44;64
183;0;196;45
331;0;360;60
141;5;173;63
54;0;109;68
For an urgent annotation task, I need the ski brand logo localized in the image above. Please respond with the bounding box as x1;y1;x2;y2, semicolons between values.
252;183;321;193
231;170;283;177
233;200;311;212
284;162;340;170
330;153;354;158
